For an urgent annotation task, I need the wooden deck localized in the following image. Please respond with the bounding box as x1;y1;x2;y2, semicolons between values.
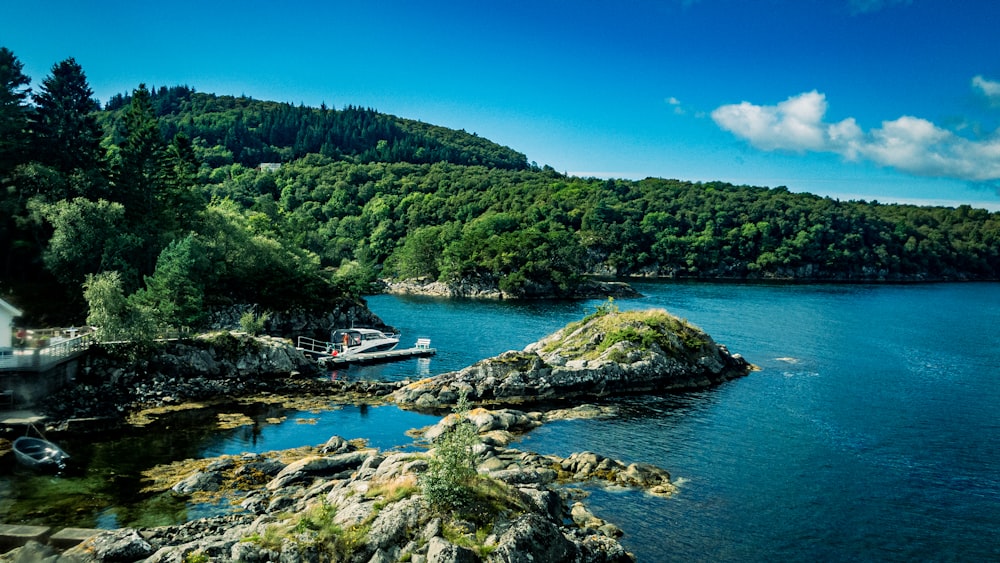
0;332;94;373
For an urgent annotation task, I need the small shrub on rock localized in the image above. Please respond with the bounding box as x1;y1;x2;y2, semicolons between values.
421;396;481;513
239;310;269;335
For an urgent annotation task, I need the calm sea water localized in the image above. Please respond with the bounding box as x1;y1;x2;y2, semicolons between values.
2;282;998;561
365;283;1000;562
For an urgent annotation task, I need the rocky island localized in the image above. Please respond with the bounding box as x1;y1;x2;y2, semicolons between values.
393;304;753;411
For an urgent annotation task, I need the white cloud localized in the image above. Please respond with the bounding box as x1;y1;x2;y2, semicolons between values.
712;90;1000;182
973;75;1000;104
711;91;850;152
665;96;686;115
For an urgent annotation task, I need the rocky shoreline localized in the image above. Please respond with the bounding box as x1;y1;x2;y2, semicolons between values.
2;307;752;562
379;276;641;300
23;332;405;435
4;405;671;563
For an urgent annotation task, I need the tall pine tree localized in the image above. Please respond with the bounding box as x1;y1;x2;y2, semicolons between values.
112;84;167;280
159;131;205;234
0;47;34;284
0;47;31;179
32;57;107;200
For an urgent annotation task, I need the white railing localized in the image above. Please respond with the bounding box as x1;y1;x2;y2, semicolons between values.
297;335;338;356
0;332;95;372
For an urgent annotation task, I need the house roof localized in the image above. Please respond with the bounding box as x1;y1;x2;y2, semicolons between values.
0;298;23;318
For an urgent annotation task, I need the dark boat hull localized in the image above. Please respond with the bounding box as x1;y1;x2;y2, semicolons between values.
12;436;69;471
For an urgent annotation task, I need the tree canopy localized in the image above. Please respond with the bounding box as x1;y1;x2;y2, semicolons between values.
0;46;997;329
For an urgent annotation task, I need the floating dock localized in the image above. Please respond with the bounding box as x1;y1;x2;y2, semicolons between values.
317;345;436;366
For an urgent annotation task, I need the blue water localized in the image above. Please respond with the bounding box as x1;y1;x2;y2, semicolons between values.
363;283;1000;562
197;404;439;457
4;282;998;561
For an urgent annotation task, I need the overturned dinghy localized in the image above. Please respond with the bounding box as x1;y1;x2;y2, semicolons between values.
13;435;70;471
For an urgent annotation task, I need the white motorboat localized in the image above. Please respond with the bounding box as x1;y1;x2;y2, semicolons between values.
330;328;400;356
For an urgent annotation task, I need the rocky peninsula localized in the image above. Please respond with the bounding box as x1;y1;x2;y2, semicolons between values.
9;406;673;563
1;305;752;562
393;306;753;411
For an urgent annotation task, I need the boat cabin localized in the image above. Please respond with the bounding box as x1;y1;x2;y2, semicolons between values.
329;328;400;355
333;329;365;348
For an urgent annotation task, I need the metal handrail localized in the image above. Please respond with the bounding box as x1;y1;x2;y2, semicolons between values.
0;332;95;372
296;335;339;356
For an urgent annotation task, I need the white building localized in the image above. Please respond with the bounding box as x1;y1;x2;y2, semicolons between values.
0;298;22;349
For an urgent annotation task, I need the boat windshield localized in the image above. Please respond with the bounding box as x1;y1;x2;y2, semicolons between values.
332;330;362;347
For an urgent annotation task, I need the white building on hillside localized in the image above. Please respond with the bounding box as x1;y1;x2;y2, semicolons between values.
0;298;22;349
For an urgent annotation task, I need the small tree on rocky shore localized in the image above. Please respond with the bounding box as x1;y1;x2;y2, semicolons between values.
239;309;269;335
83;270;156;344
421;394;480;513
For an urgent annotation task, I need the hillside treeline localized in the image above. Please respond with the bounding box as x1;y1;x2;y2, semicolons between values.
1;47;998;327
101;86;530;171
210;159;999;294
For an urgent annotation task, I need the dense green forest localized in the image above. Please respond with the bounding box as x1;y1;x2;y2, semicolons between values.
2;48;998;329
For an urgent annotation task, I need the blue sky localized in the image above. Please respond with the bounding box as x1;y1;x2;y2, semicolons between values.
4;0;999;210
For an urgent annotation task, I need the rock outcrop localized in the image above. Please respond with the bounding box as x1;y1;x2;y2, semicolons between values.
207;297;394;342
393;308;752;410
21;424;668;563
37;332;322;427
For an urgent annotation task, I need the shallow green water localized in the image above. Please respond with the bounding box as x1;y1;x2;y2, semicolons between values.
1;402;439;529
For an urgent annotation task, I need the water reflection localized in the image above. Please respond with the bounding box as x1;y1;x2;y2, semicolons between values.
0;401;439;529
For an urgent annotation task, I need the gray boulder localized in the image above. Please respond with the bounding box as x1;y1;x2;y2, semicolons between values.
487;514;577;563
426;536;478;563
267;450;373;490
62;528;153;562
171;470;223;495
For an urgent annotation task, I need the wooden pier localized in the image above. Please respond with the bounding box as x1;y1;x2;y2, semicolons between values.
0;332;93;373
318;345;436;366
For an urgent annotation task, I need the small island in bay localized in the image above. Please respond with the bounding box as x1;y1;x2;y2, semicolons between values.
394;302;753;411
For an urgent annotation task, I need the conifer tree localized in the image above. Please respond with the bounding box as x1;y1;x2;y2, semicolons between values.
114;84;164;220
0;47;34;282
32;57;107;200
0;47;31;179
159;131;204;234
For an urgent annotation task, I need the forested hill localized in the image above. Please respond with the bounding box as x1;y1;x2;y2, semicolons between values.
100;86;530;170
1;47;998;328
213;161;1000;290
